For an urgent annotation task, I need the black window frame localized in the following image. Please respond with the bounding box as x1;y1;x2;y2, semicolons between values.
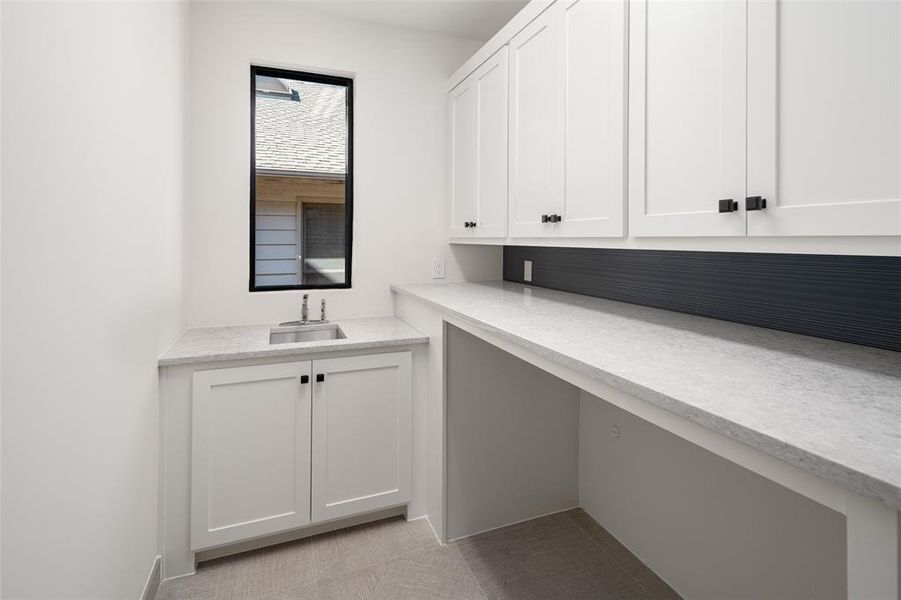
249;65;354;292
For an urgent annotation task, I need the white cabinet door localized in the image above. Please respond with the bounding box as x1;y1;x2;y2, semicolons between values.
449;77;478;239
311;352;412;523
191;362;312;550
473;47;509;239
556;0;626;237
509;7;560;238
747;0;901;237
628;0;748;237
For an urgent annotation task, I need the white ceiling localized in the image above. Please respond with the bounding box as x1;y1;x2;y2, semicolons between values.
302;0;529;42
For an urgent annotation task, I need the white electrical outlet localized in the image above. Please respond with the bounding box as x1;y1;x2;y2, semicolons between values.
432;259;446;279
523;260;533;282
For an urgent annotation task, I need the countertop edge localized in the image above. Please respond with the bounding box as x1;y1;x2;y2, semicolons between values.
391;284;901;511
158;335;429;368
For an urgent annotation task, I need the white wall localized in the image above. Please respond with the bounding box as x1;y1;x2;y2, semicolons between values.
0;1;4;593
445;325;579;540
186;2;501;328
1;2;186;598
580;391;846;600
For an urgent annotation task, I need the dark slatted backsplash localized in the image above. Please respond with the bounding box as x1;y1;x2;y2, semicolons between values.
503;246;901;353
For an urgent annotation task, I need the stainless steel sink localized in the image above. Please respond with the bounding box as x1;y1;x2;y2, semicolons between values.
269;323;345;345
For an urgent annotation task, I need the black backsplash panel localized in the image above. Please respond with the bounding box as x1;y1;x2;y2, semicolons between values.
503;246;901;352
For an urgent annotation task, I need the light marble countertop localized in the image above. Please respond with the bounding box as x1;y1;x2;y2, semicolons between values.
392;280;901;511
159;316;428;367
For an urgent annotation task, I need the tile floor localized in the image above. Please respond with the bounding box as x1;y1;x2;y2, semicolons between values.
157;509;681;600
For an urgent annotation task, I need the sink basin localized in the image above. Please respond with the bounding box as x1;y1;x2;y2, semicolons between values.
269;323;346;345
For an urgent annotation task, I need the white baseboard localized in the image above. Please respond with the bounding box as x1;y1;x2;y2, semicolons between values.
140;556;161;600
192;505;407;565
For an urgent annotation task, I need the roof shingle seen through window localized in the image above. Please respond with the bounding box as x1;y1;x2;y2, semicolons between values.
255;79;347;176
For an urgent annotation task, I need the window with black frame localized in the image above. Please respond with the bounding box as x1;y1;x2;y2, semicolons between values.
250;66;353;291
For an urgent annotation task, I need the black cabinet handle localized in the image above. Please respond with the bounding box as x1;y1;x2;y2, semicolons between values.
471;221;477;228
745;196;767;211
552;214;562;223
541;214;550;223
300;375;309;384
464;221;470;228
316;373;325;383
718;199;738;213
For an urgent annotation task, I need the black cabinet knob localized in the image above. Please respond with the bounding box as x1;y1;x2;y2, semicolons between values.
316;373;325;383
745;196;767;211
552;214;562;223
300;375;309;384
718;199;738;213
541;214;550;223
471;221;477;228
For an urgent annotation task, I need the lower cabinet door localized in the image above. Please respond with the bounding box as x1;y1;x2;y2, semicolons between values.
191;361;312;550
311;352;412;523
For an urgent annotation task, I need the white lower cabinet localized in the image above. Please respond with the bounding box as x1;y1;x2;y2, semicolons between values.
311;352;412;522
191;362;312;550
190;351;411;551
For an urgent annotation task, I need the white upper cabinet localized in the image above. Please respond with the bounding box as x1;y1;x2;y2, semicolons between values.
556;0;626;237
509;0;627;239
449;79;478;238
449;47;509;239
628;0;748;237
746;0;901;237
449;0;900;243
475;48;510;238
509;8;560;238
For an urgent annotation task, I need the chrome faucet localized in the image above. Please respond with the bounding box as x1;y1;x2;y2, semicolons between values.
297;294;327;325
